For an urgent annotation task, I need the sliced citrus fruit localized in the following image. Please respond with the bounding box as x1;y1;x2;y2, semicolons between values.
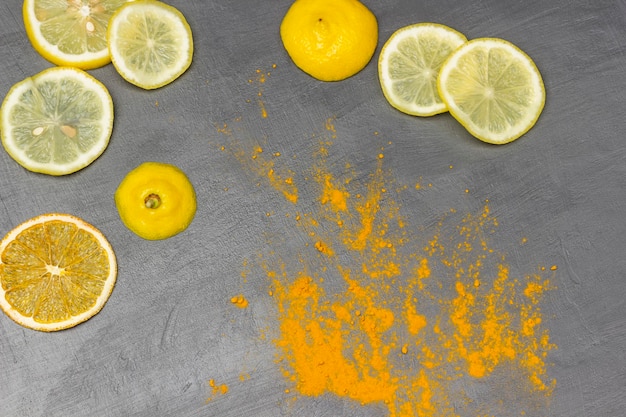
378;23;467;116
108;0;194;89
1;66;114;176
0;213;117;332
280;0;378;81
115;162;197;240
437;38;545;144
23;0;135;69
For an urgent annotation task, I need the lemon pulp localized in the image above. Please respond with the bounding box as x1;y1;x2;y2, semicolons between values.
437;38;545;144
108;0;194;89
23;0;133;69
1;66;114;175
378;23;467;116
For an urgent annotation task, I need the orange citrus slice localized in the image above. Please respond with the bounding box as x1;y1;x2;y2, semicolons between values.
0;213;117;332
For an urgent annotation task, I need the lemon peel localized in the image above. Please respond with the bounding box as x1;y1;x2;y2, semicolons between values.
280;0;378;81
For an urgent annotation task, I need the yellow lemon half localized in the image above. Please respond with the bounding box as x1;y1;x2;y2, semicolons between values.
280;0;378;81
0;213;117;332
23;0;134;69
115;162;197;240
1;66;114;176
108;0;194;89
437;38;546;144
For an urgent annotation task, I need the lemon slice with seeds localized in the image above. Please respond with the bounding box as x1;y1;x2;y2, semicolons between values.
437;38;546;144
1;66;114;176
378;23;467;116
0;213;117;332
23;0;134;69
108;0;194;89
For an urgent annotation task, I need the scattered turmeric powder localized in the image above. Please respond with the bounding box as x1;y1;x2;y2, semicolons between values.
217;118;556;416
248;67;273;118
206;379;229;402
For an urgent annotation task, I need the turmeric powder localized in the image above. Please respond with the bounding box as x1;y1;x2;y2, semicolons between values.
218;119;556;416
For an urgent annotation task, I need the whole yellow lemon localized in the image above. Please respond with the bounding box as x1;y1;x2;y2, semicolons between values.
115;162;196;240
280;0;378;81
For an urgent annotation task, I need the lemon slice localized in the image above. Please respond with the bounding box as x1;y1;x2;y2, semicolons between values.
437;38;545;144
108;0;193;89
378;23;467;116
23;0;134;69
0;213;117;332
1;67;114;176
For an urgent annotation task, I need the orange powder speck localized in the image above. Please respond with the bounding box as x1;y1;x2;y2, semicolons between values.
259;100;268;118
206;379;229;402
314;240;334;256
319;173;348;212
406;302;427;336
230;295;249;308
325;117;337;138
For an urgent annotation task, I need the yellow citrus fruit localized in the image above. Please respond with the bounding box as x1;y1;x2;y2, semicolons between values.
107;0;194;89
280;0;378;81
437;38;546;144
115;162;197;240
1;66;114;176
378;23;467;116
23;0;134;70
0;213;117;332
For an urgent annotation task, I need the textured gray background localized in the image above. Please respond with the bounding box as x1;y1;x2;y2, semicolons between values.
1;0;625;416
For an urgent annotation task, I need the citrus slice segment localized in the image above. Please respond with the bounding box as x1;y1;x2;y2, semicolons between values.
114;162;197;240
378;23;467;116
1;66;114;176
280;0;378;81
437;38;546;144
23;0;134;69
0;213;117;332
107;0;194;89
